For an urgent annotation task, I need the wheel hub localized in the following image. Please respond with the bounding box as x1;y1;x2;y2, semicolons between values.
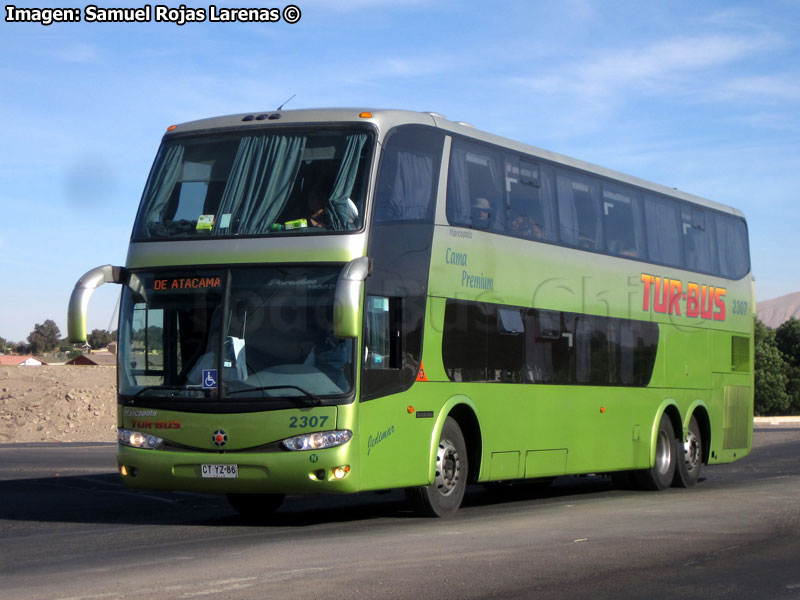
434;438;461;496
684;429;701;470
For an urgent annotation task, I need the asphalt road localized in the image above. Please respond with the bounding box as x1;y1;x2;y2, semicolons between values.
1;428;799;600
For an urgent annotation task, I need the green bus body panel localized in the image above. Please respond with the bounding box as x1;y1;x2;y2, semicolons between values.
117;443;361;494
418;223;753;481
118;403;364;494
125;234;369;269
119;406;338;452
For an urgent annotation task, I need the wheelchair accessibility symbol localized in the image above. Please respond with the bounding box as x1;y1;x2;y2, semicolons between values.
202;369;218;390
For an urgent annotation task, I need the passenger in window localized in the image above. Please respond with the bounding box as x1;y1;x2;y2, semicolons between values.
306;188;331;228
305;331;350;391
607;238;638;257
472;197;492;229
510;214;544;239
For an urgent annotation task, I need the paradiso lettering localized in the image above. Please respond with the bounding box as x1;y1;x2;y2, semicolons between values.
641;274;726;321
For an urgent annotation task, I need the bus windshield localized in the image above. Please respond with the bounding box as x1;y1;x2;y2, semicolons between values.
117;266;354;403
132;128;374;240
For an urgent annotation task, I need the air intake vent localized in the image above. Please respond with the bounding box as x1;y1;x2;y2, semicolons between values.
723;386;751;449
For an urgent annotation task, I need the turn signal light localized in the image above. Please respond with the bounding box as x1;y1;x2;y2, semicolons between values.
333;465;351;480
359;112;372;118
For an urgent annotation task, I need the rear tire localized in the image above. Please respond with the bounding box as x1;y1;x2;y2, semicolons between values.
227;493;284;519
634;413;677;491
672;415;703;488
406;417;468;518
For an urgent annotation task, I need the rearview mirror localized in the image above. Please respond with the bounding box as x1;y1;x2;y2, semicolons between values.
67;265;125;343
333;257;371;338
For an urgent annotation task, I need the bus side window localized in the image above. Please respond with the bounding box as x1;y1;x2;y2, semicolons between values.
373;128;440;222
556;170;603;250
575;315;612;385
682;207;719;274
715;213;750;279
525;309;573;384
364;296;402;370
602;187;644;258
447;139;504;232
442;300;488;382
488;307;525;383
505;158;547;241
644;195;683;268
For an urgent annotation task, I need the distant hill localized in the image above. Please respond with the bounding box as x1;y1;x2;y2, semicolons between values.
757;291;800;328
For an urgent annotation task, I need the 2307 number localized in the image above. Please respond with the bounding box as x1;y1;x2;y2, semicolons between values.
289;415;329;429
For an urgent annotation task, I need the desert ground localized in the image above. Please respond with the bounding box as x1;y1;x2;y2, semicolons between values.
0;365;116;443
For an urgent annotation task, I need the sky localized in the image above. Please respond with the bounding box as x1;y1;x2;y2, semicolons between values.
1;0;799;343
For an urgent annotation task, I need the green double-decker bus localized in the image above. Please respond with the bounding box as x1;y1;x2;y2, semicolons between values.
68;109;753;517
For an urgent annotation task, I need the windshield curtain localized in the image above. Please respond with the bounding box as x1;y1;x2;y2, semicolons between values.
118;266;353;403
215;134;306;235
132;128;374;240
139;144;185;225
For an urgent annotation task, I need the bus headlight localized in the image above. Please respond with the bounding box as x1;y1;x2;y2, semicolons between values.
281;430;352;451
118;428;165;450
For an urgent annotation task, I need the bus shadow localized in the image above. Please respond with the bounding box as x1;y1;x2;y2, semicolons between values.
0;473;415;527
0;472;657;527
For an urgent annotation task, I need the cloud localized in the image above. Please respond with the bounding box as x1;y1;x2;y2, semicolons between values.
561;0;597;21
718;75;800;102
514;34;775;99
507;30;786;138
53;42;99;63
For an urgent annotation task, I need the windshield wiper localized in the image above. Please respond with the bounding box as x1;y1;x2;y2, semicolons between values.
131;385;196;398
226;384;322;406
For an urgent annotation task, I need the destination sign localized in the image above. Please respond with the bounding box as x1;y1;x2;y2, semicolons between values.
152;276;222;291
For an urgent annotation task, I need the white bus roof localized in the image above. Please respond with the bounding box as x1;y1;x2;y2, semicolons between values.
167;108;743;218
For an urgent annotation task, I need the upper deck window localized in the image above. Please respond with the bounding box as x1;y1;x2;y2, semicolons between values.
132;128;374;240
446;139;505;232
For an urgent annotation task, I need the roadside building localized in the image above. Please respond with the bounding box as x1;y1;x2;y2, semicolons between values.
0;355;47;366
66;352;116;366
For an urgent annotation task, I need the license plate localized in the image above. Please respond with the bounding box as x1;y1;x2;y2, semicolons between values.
201;464;238;478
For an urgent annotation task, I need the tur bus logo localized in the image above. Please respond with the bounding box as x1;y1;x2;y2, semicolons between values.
641;273;727;321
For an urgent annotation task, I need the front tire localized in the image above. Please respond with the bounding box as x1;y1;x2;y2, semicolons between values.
634;412;677;491
406;417;468;518
672;415;703;488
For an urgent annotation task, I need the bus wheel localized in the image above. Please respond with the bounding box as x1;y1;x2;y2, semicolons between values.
406;417;468;518
673;415;703;488
226;493;284;518
634;413;677;491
